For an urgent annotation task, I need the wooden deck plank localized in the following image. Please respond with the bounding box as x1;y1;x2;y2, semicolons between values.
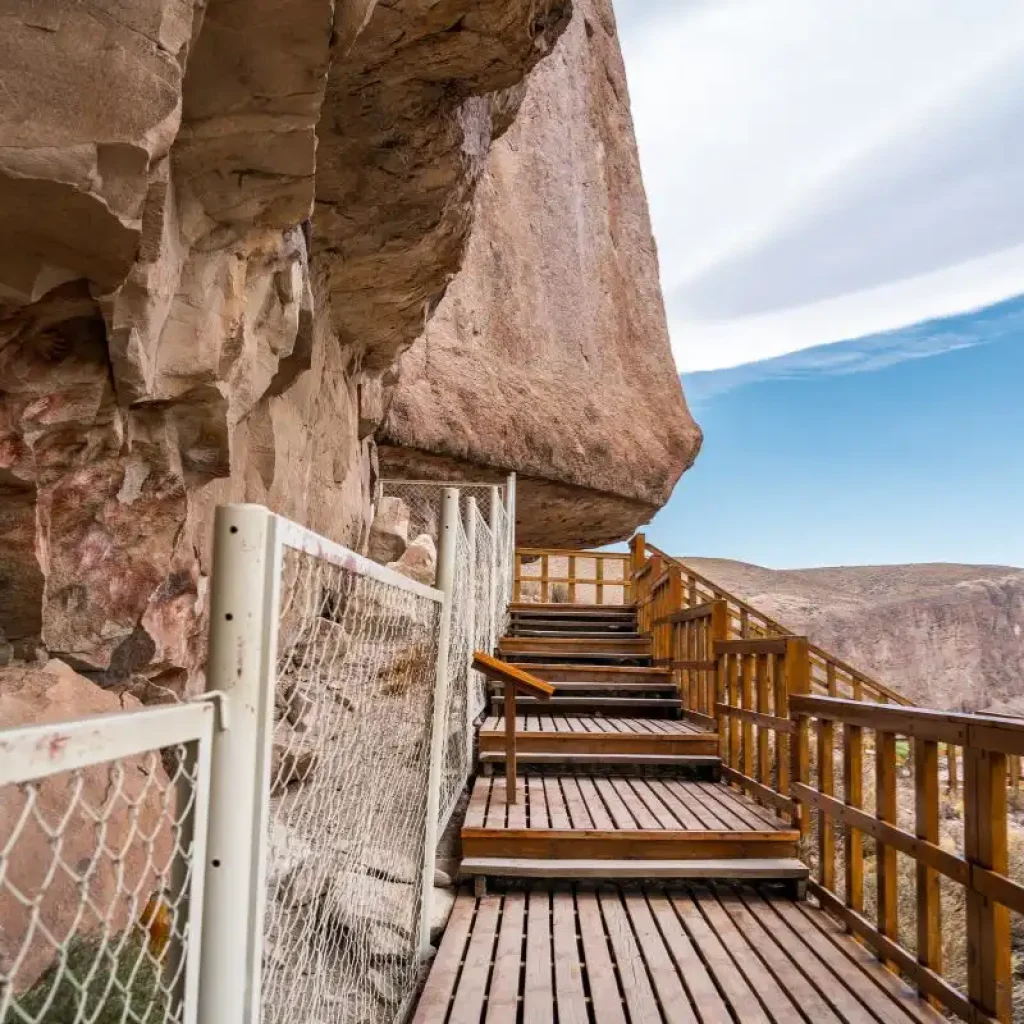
447;894;501;1024
484;777;507;830
624;777;685;830
485;891;525;1024
593;776;640;830
524;890;555;1024
692;885;806;1023
527;774;549;829
560;774;595;830
576;775;616;830
735;887;878;1024
552;890;590;1024
620;890;701;1024
697;885;837;1024
410;892;476;1023
789;899;945;1024
576;889;628;1024
668;888;771;1023
598;887;666;1023
610;777;662;830
542;775;571;830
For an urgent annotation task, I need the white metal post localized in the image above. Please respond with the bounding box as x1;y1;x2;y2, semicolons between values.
419;487;459;955
464;497;478;767
199;504;281;1024
488;486;501;650
505;472;517;578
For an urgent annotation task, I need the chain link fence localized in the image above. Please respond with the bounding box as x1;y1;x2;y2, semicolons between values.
0;702;213;1024
0;481;517;1024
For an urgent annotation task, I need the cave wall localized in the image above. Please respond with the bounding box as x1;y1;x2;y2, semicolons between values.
379;0;702;547
0;0;572;694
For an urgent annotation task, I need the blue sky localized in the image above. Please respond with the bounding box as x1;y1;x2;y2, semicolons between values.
645;298;1024;567
608;1;1024;566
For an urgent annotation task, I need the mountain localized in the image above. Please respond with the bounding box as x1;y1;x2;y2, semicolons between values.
684;557;1024;713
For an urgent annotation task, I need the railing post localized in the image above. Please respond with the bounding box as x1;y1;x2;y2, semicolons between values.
465;497;479;770
964;744;1011;1022
505;685;518;804
488;487;501;648
785;636;811;831
200;504;281;1024
710;602;729;758
420;487;459;955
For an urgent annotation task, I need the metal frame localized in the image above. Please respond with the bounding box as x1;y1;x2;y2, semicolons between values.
0;699;215;1024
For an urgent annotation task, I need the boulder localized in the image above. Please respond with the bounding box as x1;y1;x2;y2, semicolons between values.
369;496;411;565
387;534;437;588
0;662;173;991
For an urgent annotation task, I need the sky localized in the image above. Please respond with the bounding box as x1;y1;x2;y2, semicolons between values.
646;298;1024;568
608;1;1024;567
612;0;1024;371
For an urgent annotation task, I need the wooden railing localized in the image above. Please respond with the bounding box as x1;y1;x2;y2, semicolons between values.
637;536;910;707
790;696;1024;1024
714;635;810;827
512;548;632;605
472;651;554;804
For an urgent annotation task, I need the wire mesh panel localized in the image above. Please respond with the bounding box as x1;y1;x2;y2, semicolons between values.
470;506;494;722
0;702;213;1024
492;499;511;637
380;481;504;550
262;542;442;1024
436;519;473;835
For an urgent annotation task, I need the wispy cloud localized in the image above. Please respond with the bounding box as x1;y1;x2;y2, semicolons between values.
682;292;1024;404
613;0;1024;372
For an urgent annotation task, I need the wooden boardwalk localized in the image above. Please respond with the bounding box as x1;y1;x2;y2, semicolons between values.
413;596;942;1022
413;884;945;1024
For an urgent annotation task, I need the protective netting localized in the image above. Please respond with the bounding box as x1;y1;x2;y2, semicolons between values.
380;481;505;551
470;505;495;721
0;739;202;1023
492;499;511;637
437;519;473;834
263;546;441;1024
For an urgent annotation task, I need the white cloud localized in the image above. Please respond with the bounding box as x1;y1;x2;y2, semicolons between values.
613;0;1024;372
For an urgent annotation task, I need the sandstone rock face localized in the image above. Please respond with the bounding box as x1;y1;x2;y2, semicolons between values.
380;0;701;547
684;558;1024;713
387;533;438;588
0;0;577;690
0;661;173;990
368;496;411;565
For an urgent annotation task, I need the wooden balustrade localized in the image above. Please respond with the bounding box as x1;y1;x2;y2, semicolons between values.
790;695;1024;1024
712;636;810;825
471;652;554;804
512;547;632;605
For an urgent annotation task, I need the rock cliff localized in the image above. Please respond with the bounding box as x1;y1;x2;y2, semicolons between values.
685;558;1024;713
1;0;691;694
379;0;701;547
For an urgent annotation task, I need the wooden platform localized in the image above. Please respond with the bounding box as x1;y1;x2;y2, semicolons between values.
478;714;716;757
462;775;799;860
414;884;945;1024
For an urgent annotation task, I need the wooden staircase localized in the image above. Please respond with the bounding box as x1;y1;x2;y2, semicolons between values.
410;539;1017;1024
465;601;804;886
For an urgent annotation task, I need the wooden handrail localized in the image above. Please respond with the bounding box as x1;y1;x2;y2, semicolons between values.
472;652;554;804
513;548;632;605
790;694;1022;1022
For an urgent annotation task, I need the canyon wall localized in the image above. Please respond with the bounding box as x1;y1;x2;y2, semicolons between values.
0;0;693;694
379;0;701;547
685;559;1024;713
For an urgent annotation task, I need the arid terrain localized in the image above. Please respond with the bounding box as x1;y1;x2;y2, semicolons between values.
684;558;1024;713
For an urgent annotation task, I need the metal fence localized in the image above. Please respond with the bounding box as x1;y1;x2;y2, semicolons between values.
0;478;516;1024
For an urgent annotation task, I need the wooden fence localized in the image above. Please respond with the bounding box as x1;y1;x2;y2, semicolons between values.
512;548;632;605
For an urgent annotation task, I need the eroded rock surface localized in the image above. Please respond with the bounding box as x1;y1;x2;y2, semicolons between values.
0;0;582;690
380;0;701;547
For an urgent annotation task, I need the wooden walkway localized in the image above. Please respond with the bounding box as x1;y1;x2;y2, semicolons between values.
412;599;939;1022
413;884;945;1024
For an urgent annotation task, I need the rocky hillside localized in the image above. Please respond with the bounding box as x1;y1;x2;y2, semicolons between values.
684;558;1024;713
0;0;696;696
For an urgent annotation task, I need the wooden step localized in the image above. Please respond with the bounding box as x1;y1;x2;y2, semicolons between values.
493;680;677;694
519;664;672;684
459;857;809;882
462;775;800;861
509;626;643;634
489;695;681;716
478;716;718;757
510;603;635;616
479;751;721;771
504;650;654;665
499;636;652;655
